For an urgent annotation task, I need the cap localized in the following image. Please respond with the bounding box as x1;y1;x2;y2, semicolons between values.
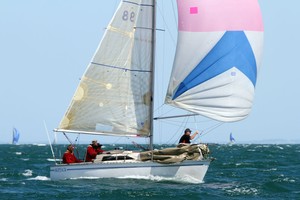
185;128;192;133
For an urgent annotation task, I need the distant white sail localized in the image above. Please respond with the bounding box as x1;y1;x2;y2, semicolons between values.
12;127;20;144
53;132;57;144
57;0;154;137
166;0;264;122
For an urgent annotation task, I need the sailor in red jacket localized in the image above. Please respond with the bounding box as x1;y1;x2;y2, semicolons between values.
62;145;82;164
85;140;104;162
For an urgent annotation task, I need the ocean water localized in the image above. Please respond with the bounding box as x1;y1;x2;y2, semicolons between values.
0;144;299;199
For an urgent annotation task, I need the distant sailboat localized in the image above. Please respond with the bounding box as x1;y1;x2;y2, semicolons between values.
12;127;20;145
52;132;58;145
229;132;236;144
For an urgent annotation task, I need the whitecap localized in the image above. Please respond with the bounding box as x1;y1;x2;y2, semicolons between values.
263;168;277;172
274;175;295;183
27;176;50;181
205;183;236;189
227;186;259;195
276;146;284;150
21;158;29;161
47;158;62;162
68;175;202;184
263;145;270;148
118;175;202;184
283;178;295;183
0;178;8;181
22;169;33;177
70;176;99;180
254;145;263;149
33;143;47;146
15;152;22;155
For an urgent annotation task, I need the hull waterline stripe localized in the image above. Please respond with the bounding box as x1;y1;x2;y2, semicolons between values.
50;162;210;172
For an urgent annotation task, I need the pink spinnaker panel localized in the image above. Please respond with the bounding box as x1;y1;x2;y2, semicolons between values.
177;0;264;32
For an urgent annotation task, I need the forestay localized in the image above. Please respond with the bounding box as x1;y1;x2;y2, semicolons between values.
166;0;264;122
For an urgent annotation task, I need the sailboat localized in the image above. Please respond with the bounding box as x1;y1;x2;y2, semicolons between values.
229;132;236;144
50;0;263;182
12;127;20;145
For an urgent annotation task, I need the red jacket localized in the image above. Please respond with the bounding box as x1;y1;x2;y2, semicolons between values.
85;145;104;162
63;151;82;164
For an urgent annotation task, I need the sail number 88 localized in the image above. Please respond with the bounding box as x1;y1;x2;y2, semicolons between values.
122;11;135;22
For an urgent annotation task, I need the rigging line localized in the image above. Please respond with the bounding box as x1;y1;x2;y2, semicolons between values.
91;62;151;73
163;118;213;124
132;141;147;151
170;0;178;32
154;113;199;120
156;1;176;45
159;120;186;127
112;136;123;144
63;132;74;145
193;115;201;142
201;122;225;137
153;103;166;115
62;132;81;158
74;134;80;144
43;121;56;163
153;104;181;119
123;0;154;7
165;115;189;145
157;0;167;119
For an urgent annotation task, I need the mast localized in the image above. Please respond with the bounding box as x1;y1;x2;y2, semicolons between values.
149;0;157;150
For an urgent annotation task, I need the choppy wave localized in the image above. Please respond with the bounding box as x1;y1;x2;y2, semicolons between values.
226;185;259;196
118;175;203;184
22;169;33;177
0;144;299;199
47;158;62;162
27;176;50;181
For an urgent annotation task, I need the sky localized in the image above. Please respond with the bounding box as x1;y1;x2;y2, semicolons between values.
1;0;300;145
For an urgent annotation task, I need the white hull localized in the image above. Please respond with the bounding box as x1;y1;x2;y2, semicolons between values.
50;160;210;182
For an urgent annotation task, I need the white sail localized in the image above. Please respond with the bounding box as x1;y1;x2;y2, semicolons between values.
12;127;20;144
57;0;154;137
166;0;264;122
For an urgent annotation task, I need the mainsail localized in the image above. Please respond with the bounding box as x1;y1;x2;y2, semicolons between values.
166;0;264;122
12;127;20;145
57;0;155;137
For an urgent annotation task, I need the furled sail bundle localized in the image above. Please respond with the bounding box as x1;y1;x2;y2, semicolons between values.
166;0;264;122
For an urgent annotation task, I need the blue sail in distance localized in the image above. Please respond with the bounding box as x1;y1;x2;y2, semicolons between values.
12;127;20;144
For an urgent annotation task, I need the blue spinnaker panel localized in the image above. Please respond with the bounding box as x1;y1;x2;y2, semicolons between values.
173;31;256;100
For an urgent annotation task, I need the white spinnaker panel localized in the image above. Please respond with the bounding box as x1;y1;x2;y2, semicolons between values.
58;0;154;136
168;67;255;121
